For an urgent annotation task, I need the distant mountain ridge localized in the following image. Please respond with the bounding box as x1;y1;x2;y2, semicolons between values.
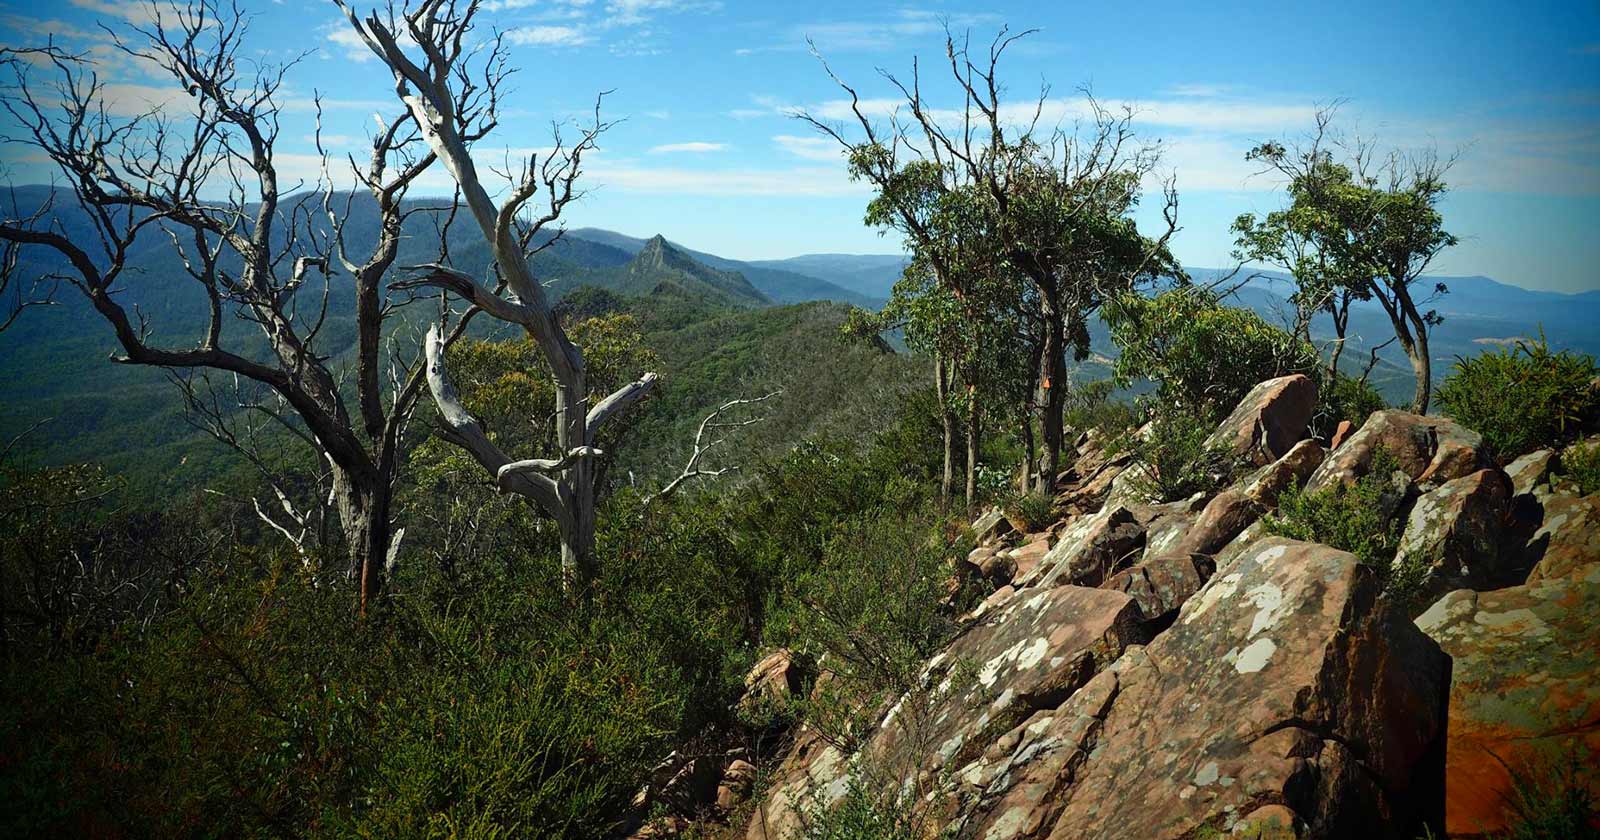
614;235;769;307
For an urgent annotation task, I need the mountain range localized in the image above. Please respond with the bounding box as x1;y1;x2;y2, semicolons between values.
3;185;1598;483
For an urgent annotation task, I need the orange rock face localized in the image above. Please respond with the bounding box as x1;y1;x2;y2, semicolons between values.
1416;565;1600;838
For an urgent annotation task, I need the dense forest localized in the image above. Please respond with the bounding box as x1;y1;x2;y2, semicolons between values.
1;2;1597;839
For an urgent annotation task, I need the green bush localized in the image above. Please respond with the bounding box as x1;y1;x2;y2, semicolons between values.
1492;749;1599;840
1064;378;1138;441
1121;405;1238;503
1313;372;1388;441
1104;286;1320;422
797;771;924;840
1264;451;1413;596
1559;440;1600;496
1435;336;1600;462
1003;491;1055;532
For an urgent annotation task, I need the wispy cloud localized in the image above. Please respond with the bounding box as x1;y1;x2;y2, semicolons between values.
585;162;866;196
506;25;592;47
601;0;721;29
772;135;839;161
648;141;727;153
738;9;1002;55
320;20;374;62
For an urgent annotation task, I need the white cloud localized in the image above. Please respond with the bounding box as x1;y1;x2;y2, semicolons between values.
586;162;867;196
648;141;727;153
320;20;375;62
506;25;592;47
741;9;1002;54
602;0;721;29
772;134;839;161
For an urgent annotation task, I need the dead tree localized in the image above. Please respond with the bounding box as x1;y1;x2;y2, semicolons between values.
338;0;657;593
0;1;496;612
645;391;779;505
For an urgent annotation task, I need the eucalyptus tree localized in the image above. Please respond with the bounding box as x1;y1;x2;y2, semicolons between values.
0;1;496;612
336;0;657;593
802;30;1178;496
1244;116;1457;411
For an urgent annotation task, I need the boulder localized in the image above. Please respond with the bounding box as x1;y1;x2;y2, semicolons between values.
1171;489;1264;557
1102;551;1214;625
972;507;1013;544
1503;448;1556;498
1058;452;1134;514
1524;493;1600;583
1329;420;1354;450
739;649;804;713
1020;506;1146;589
716;758;758;811
746;585;1148;838
1415;566;1600;837
947;538;1450;840
1204;374;1319;466
1308;410;1490;493
1394;469;1516;601
1240;438;1326;507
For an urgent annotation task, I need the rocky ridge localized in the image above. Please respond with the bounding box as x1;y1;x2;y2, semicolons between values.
637;374;1600;838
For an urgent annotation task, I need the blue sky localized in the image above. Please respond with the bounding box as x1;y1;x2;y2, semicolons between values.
3;0;1598;291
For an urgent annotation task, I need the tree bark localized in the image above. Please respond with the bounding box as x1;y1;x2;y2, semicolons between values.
1409;327;1432;414
332;465;390;615
1035;300;1067;496
935;354;955;506
965;394;979;510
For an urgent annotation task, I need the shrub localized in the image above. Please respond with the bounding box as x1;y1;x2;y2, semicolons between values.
1003;492;1055;532
797;770;924;840
1264;451;1412;594
1313;372;1388;441
1559;439;1600;496
1492;749;1599;840
1064;378;1138;441
1435;336;1600;462
1121;405;1238;503
1104;286;1320;422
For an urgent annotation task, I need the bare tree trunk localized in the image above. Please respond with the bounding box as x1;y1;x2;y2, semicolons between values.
965;395;979;510
935;355;955;506
1035;301;1066;496
1410;328;1432;414
331;465;390;614
1327;293;1351;380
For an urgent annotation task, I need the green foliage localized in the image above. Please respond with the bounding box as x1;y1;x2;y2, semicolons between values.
1003;491;1055;532
1064;379;1138;441
1121;405;1237;503
1490;749;1599;840
1561;440;1600;496
1265;451;1410;592
1435;336;1600;462
796;771;925;840
1104;286;1319;422
1313;372;1388;441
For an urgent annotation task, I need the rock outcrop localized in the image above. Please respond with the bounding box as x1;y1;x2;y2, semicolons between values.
1395;468;1516;603
1204;374;1319;466
1308;410;1490;492
1417;564;1600;837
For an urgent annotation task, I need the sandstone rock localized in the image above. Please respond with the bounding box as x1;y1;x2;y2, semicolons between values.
948;538;1449;840
972;507;1013;544
1240;438;1325;508
746;585;1148;838
1329;420;1354;450
1525;493;1600;583
1415;566;1600;837
1308;410;1490;493
1102;551;1214;625
717;758;758;811
740;649;804;712
1058;452;1133;514
1021;506;1145;588
1172;489;1264;557
1394;469;1516;601
1204;374;1319;466
1503;448;1556;497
